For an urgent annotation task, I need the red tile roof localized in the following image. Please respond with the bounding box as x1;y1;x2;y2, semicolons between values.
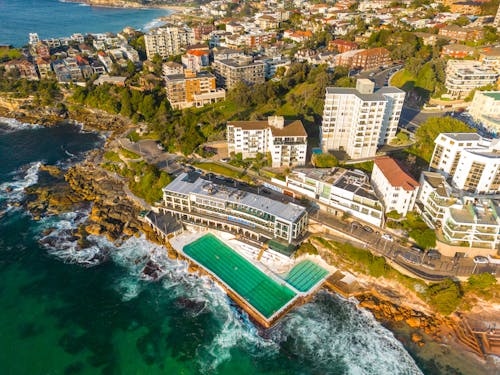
374;157;419;191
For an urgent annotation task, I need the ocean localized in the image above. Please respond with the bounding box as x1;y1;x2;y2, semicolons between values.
0;0;171;46
0;119;429;374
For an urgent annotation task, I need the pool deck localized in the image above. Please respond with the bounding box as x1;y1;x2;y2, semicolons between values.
169;230;332;328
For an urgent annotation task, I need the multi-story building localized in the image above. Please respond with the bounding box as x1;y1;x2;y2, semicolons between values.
327;39;358;53
321;79;405;159
495;2;500;31
438;25;484;42
441;199;500;251
479;47;500;71
181;49;209;72
469;91;500;134
333;48;391;71
449;1;483;15
441;44;476;59
162;61;184;76
418;170;500;251
144;26;194;60
227;116;307;168
445;60;498;99
4;60;39;80
36;58;52;79
429;133;500;194
212;56;265;89
285;168;384;226
371;156;420;216
164;70;226;109
161;171;308;244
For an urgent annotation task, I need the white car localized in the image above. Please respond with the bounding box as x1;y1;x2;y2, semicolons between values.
381;234;393;242
473;256;489;264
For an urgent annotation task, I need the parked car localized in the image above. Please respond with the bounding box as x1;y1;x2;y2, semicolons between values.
427;249;442;260
410;246;424;253
363;225;374;233
220;158;230;163
399;252;420;265
473;256;489;264
381;234;393;242
262;188;271;195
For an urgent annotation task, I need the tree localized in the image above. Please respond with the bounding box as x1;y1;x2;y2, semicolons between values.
411;117;475;162
425;278;462;315
312;153;338;168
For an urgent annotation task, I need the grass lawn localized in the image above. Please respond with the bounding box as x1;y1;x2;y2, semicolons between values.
390;69;416;91
193;162;252;182
104;150;122;163
119;147;141;160
127;130;160;142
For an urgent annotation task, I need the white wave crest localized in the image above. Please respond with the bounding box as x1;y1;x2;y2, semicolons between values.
270;292;423;375
142;18;166;31
0;117;42;133
0;162;41;205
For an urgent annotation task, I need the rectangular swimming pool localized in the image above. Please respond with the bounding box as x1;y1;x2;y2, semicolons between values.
183;234;296;319
285;260;329;292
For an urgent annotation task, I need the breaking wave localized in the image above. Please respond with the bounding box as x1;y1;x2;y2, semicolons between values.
35;211;423;374
0;117;43;133
0;162;41;208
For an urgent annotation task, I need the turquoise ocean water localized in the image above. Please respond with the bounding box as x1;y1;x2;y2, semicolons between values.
0;0;171;46
0;119;428;374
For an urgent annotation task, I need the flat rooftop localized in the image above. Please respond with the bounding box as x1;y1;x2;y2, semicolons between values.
183;234;296;319
164;172;307;223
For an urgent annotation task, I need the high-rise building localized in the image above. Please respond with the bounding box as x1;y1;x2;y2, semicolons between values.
430;133;500;194
144;27;194;60
227;116;307;168
321;79;405;159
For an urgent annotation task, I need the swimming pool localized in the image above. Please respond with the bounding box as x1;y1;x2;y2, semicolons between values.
183;234;296;319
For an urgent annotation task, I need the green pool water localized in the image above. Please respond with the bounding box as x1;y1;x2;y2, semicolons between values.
183;234;296;319
285;260;329;292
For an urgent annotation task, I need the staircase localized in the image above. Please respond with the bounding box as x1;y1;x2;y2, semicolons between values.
453;317;485;358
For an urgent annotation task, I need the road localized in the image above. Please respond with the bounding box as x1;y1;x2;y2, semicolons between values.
399;107;447;133
355;64;403;88
121;132;500;280
313;212;499;279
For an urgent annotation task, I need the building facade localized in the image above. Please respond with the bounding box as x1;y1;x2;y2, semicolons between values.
144;27;194;60
285;168;384;226
212;56;265;89
429;133;500;194
161;171;308;244
227;116;307;168
321;79;405;159
469;91;500;134
165;70;225;109
372;156;420;216
445;60;498;99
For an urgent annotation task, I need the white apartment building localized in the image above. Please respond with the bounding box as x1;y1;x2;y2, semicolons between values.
430;133;500;194
144;27;194;60
285;168;384;226
494;2;500;31
418;171;500;252
445;60;499;99
162;171;308;244
469;91;500;134
371;156;420;216
321;79;405;159
227;116;307;168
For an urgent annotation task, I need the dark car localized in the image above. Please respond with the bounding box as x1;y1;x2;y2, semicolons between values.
262;188;272;195
410;246;424;254
427;249;442;260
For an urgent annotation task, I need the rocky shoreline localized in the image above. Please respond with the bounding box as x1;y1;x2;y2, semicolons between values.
62;0;187;11
3;101;498;373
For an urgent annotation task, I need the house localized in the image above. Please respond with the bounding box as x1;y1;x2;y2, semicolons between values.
371;156;420;216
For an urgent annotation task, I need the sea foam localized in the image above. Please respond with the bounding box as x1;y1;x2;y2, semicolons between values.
0;117;42;133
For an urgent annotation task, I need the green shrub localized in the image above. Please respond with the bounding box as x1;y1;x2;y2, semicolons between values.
119;147;141;159
425;279;462;315
104;151;121;163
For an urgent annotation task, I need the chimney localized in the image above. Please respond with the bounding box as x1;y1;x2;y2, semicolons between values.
356;78;375;94
268;116;285;129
